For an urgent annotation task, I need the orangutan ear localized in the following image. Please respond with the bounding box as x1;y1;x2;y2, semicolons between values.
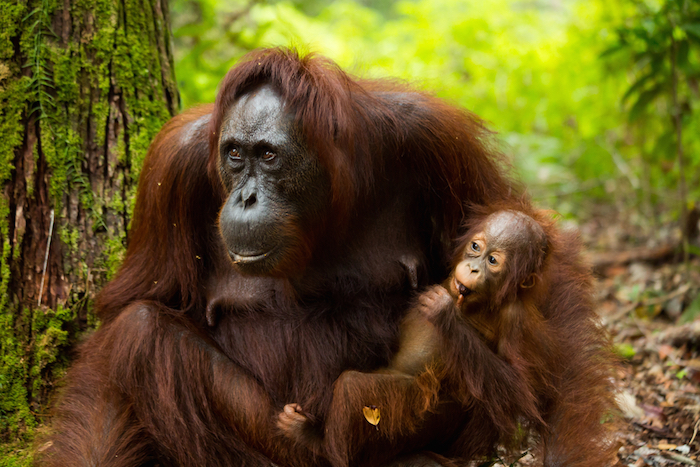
520;273;537;289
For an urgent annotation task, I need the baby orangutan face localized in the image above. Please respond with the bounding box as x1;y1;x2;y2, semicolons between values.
448;210;544;307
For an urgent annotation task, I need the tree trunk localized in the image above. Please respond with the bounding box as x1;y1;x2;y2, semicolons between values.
0;0;178;449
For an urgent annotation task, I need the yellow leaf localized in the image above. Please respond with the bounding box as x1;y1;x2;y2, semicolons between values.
363;406;381;426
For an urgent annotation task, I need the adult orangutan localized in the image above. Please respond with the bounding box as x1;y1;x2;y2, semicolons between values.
40;48;615;467
278;204;616;466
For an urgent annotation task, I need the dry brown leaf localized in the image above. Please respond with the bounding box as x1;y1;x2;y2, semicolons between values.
658;344;675;360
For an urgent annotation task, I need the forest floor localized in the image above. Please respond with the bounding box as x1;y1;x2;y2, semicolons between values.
591;227;700;467
591;221;700;467
509;208;700;467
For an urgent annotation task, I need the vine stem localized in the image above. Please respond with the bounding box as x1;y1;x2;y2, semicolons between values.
38;209;54;307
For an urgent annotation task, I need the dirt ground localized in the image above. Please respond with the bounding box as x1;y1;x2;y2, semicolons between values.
601;261;700;466
581;211;700;467
573;215;700;467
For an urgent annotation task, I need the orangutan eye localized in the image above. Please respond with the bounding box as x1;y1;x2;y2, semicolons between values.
488;255;498;265
262;150;276;162
228;147;241;160
471;242;480;252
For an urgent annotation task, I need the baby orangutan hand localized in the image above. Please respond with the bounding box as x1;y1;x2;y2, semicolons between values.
417;285;454;320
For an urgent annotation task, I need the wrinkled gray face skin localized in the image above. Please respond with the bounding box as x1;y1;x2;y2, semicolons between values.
217;85;330;275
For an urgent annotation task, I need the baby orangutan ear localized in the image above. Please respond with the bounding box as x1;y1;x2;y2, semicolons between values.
520;274;537;289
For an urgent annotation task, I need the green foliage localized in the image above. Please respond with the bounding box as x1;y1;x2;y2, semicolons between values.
172;0;700;226
0;306;36;441
603;0;700;254
169;1;615;214
605;0;700;123
171;0;268;107
0;0;33;448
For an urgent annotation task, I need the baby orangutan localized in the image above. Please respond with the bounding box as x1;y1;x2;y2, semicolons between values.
277;209;561;466
390;209;549;375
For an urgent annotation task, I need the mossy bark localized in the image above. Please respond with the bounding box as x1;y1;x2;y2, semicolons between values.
0;0;178;458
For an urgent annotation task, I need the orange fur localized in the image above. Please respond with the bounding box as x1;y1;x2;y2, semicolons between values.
41;49;615;467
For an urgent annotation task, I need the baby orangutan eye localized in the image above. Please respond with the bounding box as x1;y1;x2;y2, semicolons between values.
471;242;480;252
488;255;498;265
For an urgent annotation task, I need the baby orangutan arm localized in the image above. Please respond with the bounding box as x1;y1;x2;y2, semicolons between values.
278;370;454;467
428;291;538;430
277;287;459;466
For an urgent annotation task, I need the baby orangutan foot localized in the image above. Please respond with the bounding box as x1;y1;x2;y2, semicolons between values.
278;403;309;439
278;403;324;453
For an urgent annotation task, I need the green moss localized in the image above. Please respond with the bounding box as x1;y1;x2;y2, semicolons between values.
92;100;109;149
0;440;34;467
0;0;32;447
0;76;25;184
1;0;177;452
93;236;127;283
110;0;175;183
0;305;36;441
0;0;29;329
29;306;75;401
57;225;79;253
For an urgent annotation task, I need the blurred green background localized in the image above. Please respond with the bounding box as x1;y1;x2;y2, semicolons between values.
171;0;700;245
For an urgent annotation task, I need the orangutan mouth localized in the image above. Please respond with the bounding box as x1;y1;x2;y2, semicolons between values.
455;278;471;297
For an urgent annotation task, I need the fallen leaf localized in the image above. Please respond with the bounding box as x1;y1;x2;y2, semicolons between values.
659;344;675;360
658;443;677;450
363;406;381;426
